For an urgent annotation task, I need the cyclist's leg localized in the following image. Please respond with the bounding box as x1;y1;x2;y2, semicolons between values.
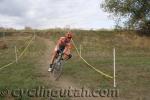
63;46;72;60
50;45;60;64
50;52;57;64
63;53;72;60
48;46;58;71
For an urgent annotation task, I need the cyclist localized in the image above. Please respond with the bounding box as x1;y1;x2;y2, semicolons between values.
48;32;73;72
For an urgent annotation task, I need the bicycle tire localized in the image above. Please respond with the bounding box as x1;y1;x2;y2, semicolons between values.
52;60;63;81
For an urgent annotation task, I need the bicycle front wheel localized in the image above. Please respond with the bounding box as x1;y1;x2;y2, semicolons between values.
52;61;63;81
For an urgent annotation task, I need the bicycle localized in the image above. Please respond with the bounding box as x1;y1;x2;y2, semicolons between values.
51;50;64;81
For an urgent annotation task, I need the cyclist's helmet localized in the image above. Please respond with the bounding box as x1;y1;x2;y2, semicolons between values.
65;32;73;39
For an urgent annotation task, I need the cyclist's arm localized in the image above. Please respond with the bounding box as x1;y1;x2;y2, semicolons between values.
57;37;65;46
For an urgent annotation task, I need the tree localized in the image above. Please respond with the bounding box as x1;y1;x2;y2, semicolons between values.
101;0;150;35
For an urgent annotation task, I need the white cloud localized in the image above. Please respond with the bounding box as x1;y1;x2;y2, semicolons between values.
0;0;114;29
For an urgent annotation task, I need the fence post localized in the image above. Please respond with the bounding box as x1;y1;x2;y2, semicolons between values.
113;48;116;87
15;46;18;63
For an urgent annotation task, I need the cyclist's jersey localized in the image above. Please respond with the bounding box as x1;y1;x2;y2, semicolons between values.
58;37;70;49
54;37;71;54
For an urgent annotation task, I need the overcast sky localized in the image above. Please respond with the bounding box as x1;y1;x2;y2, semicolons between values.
0;0;114;29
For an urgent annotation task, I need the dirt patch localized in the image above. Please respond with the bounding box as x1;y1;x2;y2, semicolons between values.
37;37;79;88
0;40;8;49
36;36;112;100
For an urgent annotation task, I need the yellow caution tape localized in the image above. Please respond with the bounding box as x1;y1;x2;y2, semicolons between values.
71;39;113;79
0;36;34;71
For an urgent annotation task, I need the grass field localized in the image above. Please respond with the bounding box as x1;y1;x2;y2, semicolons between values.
0;30;150;100
47;30;150;100
0;34;48;100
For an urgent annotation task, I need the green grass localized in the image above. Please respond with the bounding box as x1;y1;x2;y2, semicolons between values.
0;36;48;100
